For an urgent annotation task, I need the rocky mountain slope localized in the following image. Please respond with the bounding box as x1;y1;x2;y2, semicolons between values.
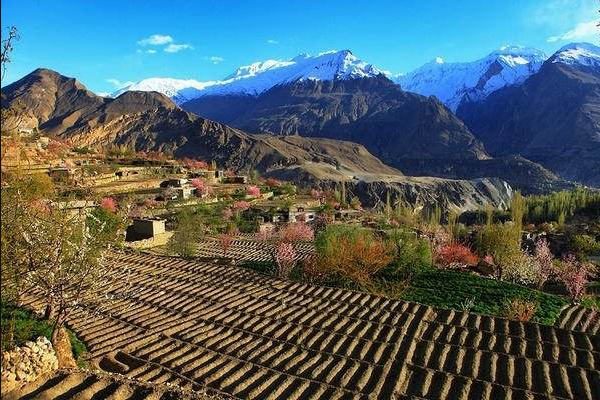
457;43;600;186
183;74;571;193
394;46;546;111
183;75;489;164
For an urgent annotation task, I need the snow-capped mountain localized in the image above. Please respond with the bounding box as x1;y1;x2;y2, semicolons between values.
394;46;547;111
549;42;600;68
110;50;383;104
111;77;217;105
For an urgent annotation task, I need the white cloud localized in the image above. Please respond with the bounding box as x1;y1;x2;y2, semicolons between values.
106;78;135;89
164;43;193;53
547;20;598;42
530;0;596;28
208;56;224;64
267;39;279;44
137;34;173;46
136;49;157;54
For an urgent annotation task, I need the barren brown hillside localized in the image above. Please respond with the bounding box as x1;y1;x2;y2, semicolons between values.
20;251;600;400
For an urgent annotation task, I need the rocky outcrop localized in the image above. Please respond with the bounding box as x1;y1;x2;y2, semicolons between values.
394;155;576;195
309;177;514;212
1;336;59;395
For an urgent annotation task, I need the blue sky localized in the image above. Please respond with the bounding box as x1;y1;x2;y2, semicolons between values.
2;0;598;94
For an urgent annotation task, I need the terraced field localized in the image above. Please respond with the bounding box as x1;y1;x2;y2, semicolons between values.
194;238;314;262
3;369;219;400
20;251;600;399
556;306;600;335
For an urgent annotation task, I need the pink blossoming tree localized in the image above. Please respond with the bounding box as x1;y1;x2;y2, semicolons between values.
246;185;261;197
278;222;314;243
275;241;296;279
557;254;594;303
533;238;555;289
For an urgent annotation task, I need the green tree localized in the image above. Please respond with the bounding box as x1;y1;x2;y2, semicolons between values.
167;208;204;258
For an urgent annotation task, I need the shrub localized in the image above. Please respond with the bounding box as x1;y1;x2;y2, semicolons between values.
232;201;251;211
384;230;432;278
420;225;451;255
100;197;117;213
278;222;314;243
191;178;208;197
502;250;540;286
88;207;127;244
246;186;261;197
275;242;296;279
219;232;234;256
533;238;555;288
569;234;600;255
435;242;478;268
265;178;281;188
182;158;208;170
503;298;537;322
314;225;396;286
144;198;160;208
476;223;521;277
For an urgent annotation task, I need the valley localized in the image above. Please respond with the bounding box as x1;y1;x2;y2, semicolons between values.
1;9;599;400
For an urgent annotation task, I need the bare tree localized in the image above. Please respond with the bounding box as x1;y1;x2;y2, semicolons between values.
1;25;19;83
1;26;24;137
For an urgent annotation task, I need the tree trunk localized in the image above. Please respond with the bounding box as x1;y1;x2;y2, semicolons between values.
51;326;77;369
44;302;55;320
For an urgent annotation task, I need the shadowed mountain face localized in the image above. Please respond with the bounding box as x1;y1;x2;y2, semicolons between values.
457;58;600;186
182;75;573;193
183;75;489;165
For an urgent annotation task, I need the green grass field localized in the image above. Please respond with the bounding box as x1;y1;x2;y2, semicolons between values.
399;270;568;325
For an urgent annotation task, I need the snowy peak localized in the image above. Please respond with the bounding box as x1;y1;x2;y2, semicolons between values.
394;45;546;111
550;42;600;68
200;49;383;97
223;59;294;80
111;77;217;105
110;50;383;104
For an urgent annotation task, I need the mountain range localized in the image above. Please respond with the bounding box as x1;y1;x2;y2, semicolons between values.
2;67;519;211
2;42;598;209
110;45;548;110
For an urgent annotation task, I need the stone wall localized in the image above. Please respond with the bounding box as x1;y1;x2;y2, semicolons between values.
124;231;173;249
1;337;58;395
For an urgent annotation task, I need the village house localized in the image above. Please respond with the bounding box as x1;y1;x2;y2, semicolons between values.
127;218;166;241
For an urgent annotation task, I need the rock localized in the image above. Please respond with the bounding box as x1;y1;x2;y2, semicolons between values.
15;370;28;381
473;260;496;276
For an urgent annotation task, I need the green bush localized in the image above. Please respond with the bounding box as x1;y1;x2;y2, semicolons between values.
383;229;433;279
569;234;600;255
476;223;521;267
167;208;204;258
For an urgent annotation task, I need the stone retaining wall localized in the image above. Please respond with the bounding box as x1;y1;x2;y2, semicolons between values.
1;337;58;395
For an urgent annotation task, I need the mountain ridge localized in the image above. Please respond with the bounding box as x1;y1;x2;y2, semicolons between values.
457;43;600;186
